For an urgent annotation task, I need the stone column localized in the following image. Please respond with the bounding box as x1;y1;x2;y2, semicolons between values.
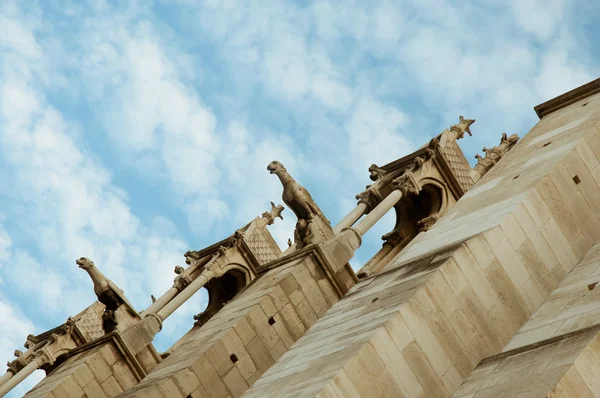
0;357;44;398
353;172;420;237
354;191;402;236
333;202;369;234
155;253;222;321
0;371;14;387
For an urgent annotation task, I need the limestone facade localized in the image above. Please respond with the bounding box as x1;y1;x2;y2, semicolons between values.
2;78;600;397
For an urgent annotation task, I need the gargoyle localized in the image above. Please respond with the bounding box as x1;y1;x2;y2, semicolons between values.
262;201;285;225
77;257;136;333
267;161;326;222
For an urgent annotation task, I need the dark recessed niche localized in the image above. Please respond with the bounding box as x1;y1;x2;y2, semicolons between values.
583;102;589;107
230;354;238;363
268;317;276;325
588;282;598;291
573;175;581;184
543;142;552;147
513;175;520;180
372;297;379;303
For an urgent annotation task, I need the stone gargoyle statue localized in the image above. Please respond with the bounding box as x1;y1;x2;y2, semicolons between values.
77;257;136;333
267;160;328;248
267;161;326;221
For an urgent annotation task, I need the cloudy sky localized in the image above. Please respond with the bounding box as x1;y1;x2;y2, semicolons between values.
0;0;598;395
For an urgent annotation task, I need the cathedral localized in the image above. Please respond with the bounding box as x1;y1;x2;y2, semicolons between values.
2;78;600;397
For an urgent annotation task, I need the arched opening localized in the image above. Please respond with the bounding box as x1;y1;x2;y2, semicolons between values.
193;268;248;327
356;182;446;278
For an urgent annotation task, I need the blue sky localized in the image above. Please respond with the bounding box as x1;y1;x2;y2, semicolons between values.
1;0;599;395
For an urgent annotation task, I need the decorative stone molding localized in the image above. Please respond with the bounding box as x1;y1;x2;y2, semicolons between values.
261;202;285;225
392;172;421;196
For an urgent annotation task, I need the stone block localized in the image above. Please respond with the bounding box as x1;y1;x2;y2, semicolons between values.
233;317;255;346
192;359;229;398
156;377;182;398
101;376;124;397
247;306;280;350
99;344;120;367
245;336;274;374
72;364;94;388
112;361;138;391
278;303;306;339
206;341;234;377
269;340;287;362
223;367;247;398
82;379;108;398
173;368;201;395
87;352;113;384
295;298;318;328
492;237;529;290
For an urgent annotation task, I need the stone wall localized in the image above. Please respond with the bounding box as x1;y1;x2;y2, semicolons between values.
242;87;600;397
115;251;345;397
24;338;142;398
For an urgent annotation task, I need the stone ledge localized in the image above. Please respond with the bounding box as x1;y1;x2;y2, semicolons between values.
534;77;600;119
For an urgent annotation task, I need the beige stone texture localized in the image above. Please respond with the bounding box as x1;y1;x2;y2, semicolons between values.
241;88;600;397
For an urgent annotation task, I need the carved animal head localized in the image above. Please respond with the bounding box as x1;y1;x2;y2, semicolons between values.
174;265;184;274
267;160;286;175
76;257;95;269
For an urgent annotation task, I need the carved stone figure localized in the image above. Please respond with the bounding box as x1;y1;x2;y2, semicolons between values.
77;257;135;333
262;202;285;225
450;115;476;140
267;161;326;221
472;132;520;181
293;219;312;249
173;265;191;291
268;160;329;247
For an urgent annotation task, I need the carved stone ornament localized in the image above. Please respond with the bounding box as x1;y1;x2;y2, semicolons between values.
417;214;439;232
262;202;285;225
293;218;312;249
173;265;191;291
392;172;421;196
473;132;520;178
368;164;387;181
77;257;135;333
450;115;476;140
355;188;379;212
382;229;404;246
267;160;327;222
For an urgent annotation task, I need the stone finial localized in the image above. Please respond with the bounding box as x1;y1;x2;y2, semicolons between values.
450;115;476;140
262;202;285;225
287;238;292;247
